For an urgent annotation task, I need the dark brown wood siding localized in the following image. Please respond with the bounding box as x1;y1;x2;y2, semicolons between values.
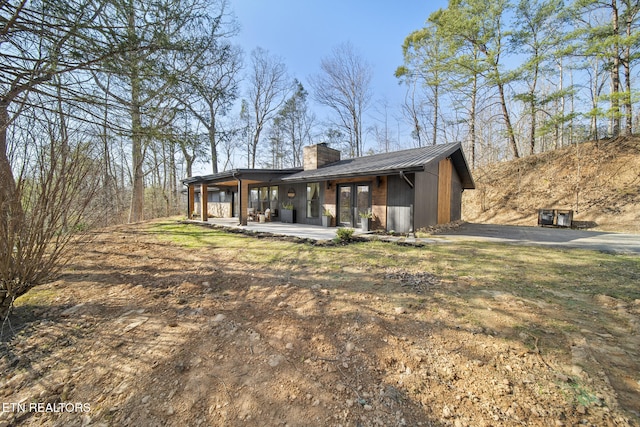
414;163;439;229
278;182;323;225
387;174;415;233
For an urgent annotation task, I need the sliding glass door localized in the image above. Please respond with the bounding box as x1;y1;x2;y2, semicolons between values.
337;183;370;227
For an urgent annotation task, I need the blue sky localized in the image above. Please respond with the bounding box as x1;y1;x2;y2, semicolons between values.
230;0;447;136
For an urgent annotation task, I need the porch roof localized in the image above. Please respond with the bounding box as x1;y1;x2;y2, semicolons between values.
282;142;475;188
182;168;302;187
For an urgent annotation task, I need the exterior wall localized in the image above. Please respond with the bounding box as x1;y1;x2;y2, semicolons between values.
278;182;323;226
450;167;463;221
208;202;232;218
413;158;464;228
414;164;439;229
193;201;232;218
387;174;415;233
194;190;234;219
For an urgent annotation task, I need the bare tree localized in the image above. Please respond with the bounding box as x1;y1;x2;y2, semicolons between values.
1;93;101;320
272;80;315;167
310;42;373;158
0;0;139;319
93;0;223;223
245;47;290;168
179;30;242;173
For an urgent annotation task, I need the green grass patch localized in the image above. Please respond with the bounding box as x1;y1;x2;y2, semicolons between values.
13;287;58;308
148;220;640;300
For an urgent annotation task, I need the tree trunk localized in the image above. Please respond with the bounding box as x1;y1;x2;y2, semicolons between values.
432;82;439;146
470;74;477;169
623;1;634;134
127;3;144;223
209;105;219;174
0;102;17;207
558;58;564;149
610;0;621;137
497;78;520;159
128;72;145;223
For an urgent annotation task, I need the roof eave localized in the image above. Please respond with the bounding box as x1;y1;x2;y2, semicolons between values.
281;166;425;183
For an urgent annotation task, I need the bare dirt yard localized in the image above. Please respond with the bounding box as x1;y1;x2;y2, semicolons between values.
1;220;639;426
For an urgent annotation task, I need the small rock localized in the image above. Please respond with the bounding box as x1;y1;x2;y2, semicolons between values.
112;381;129;396
166;406;174;415
442;406;453;418
123;317;149;332
363;404;373;411
212;314;226;322
336;383;346;392
61;303;85;316
141;395;150;404
394;307;406;314
345;342;355;353
175;361;188;373
268;355;284;367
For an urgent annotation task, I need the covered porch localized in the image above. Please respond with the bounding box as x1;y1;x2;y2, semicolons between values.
183;169;301;226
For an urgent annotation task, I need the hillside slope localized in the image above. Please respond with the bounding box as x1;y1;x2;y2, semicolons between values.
463;136;640;233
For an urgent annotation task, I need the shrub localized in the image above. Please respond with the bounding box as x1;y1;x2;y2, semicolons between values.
335;227;354;242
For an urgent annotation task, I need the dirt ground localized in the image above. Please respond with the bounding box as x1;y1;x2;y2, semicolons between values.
1;222;639;427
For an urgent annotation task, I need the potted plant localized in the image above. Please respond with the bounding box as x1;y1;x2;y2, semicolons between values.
322;208;332;227
359;210;373;232
281;201;296;223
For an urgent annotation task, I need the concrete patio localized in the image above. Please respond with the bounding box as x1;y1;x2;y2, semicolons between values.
203;217;342;241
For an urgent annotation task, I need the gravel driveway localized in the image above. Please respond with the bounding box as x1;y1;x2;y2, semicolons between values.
434;223;640;255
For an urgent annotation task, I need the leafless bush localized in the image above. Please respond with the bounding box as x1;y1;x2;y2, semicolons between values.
0;111;100;320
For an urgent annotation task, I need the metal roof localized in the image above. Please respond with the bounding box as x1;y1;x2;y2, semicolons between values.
181;143;475;189
282;142;475;188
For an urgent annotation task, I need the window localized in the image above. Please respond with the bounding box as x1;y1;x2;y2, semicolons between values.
260;187;269;212
307;183;320;218
270;186;278;211
250;186;279;212
250;188;259;210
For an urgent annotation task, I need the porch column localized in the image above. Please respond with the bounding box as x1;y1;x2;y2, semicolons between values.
200;183;208;222
238;179;249;226
188;185;195;219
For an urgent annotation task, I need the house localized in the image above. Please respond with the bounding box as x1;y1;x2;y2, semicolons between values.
182;142;475;233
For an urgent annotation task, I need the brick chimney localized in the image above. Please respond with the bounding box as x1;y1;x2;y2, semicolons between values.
303;143;341;170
